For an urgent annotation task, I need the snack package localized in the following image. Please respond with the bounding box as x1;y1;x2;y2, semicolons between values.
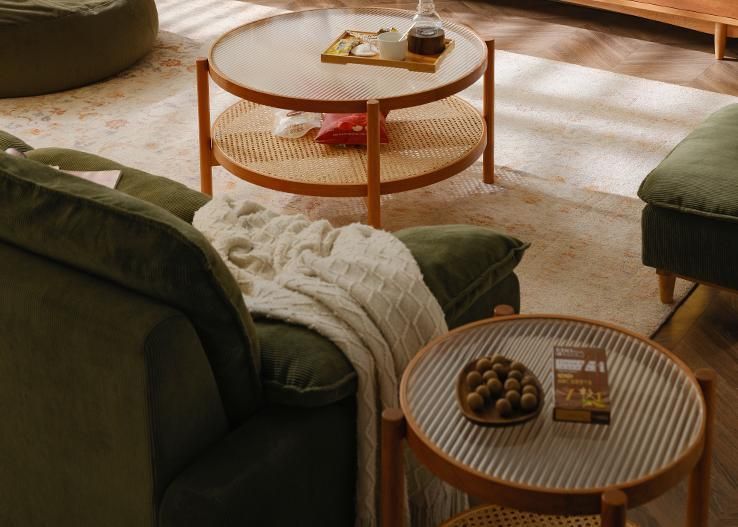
272;110;322;139
314;113;389;145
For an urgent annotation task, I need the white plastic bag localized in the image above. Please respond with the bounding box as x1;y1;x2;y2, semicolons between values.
272;110;322;139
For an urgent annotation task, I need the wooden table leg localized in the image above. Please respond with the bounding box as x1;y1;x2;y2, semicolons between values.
601;489;627;527
715;23;727;60
382;408;406;527
687;368;717;527
196;57;213;196
366;99;381;228
483;39;495;185
493;304;515;317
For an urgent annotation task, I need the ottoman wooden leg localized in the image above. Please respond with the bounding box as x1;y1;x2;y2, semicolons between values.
657;270;676;304
601;489;627;527
687;369;716;527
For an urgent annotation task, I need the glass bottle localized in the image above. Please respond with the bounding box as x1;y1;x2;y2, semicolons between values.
408;0;445;55
411;0;443;37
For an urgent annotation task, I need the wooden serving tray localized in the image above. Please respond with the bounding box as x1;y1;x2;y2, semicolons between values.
456;357;544;427
321;30;454;73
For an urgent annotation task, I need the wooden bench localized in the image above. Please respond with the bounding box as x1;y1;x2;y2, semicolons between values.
557;0;737;59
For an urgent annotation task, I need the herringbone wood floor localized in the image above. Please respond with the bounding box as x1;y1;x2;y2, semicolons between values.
255;0;738;95
251;1;738;524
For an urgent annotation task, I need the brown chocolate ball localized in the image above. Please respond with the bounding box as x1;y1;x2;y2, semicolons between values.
467;392;485;412
466;371;483;389
482;369;498;382
476;358;493;373
486;378;503;397
504;378;521;392
505;390;521;409
495;398;512;417
492;363;508;380
491;355;506;365
522;385;538;396
521;393;538;412
508;370;523;381
475;385;491;401
521;375;536;387
510;361;526;372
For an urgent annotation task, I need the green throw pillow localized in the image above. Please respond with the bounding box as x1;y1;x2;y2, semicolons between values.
26;147;210;224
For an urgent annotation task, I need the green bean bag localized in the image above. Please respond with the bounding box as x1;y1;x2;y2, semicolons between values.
0;0;158;98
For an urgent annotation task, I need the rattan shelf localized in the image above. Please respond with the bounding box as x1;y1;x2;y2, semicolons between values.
196;7;495;227
440;504;638;527
211;96;485;197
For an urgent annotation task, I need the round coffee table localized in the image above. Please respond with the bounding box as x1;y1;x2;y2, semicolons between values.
383;315;716;527
196;8;493;228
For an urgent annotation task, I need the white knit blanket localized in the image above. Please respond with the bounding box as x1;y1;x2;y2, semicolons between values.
193;195;467;527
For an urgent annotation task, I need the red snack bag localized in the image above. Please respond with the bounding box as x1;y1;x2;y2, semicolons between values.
315;112;389;145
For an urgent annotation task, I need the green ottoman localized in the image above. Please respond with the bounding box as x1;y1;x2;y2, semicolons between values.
0;0;158;98
638;104;738;303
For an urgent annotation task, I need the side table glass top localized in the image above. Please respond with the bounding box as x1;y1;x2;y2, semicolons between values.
401;317;705;493
209;8;486;108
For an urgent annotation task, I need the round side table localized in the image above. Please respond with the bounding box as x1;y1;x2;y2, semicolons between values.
383;315;716;527
196;7;493;228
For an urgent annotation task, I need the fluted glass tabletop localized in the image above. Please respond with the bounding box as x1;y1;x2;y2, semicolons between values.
209;8;486;107
402;317;704;492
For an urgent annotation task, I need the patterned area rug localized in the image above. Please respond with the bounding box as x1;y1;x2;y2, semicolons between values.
2;0;736;334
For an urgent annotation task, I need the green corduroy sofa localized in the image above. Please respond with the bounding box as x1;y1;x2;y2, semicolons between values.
638;104;738;303
0;131;528;527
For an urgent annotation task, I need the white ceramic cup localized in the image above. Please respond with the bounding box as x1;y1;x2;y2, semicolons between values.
377;32;408;61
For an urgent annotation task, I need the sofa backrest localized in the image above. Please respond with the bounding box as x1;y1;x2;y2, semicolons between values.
0;153;261;424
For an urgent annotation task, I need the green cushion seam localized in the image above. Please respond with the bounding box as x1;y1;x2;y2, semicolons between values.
262;375;358;407
262;372;357;396
441;243;530;324
639;200;738;225
2;168;260;382
143;314;184;518
2;0;125;26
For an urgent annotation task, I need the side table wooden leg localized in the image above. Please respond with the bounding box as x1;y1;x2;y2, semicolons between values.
482;39;495;185
687;369;717;527
196;57;213;196
493;304;515;317
366;99;382;228
601;489;627;527
382;408;406;527
715;23;727;60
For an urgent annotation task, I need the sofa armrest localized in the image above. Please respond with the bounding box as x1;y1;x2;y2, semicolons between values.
395;225;528;327
0;241;229;527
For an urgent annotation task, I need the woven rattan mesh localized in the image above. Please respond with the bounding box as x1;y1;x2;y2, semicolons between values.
441;505;638;527
212;96;484;189
210;8;485;103
404;318;703;490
